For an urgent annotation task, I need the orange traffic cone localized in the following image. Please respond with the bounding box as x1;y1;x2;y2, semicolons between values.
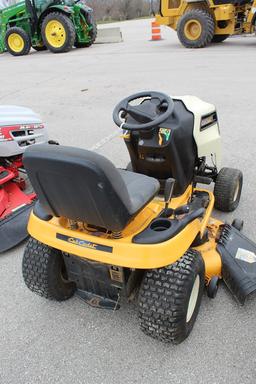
151;21;163;41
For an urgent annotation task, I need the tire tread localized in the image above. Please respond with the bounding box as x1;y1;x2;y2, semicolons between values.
22;237;75;301
177;9;215;48
214;167;243;212
42;12;76;53
138;249;204;344
5;27;31;56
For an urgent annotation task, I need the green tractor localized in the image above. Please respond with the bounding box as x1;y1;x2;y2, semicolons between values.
0;0;97;55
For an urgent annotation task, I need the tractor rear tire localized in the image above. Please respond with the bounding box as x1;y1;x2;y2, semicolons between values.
177;9;215;48
22;237;76;301
5;27;31;56
212;34;229;43
214;167;243;212
42;12;75;53
74;19;97;48
138;249;205;344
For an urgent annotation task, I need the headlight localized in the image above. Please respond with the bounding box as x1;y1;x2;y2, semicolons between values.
200;112;218;131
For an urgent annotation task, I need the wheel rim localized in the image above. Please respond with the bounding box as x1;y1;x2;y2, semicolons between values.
233;181;240;202
186;275;200;323
184;20;202;40
45;20;66;48
8;33;24;52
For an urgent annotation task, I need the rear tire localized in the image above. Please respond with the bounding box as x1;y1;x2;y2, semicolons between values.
42;12;75;53
138;249;205;344
177;9;215;48
5;27;31;56
212;34;229;43
214;167;243;212
22;237;76;300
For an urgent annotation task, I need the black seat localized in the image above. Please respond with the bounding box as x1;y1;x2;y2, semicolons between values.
23;145;160;232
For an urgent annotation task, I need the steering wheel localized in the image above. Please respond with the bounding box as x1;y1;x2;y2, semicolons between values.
112;91;174;131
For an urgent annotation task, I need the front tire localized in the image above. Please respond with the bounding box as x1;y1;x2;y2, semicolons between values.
22;237;76;300
5;27;31;56
214;167;243;212
42;12;75;53
177;9;215;48
138;249;205;344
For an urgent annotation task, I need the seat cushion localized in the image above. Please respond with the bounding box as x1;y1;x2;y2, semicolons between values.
118;169;160;214
24;144;160;232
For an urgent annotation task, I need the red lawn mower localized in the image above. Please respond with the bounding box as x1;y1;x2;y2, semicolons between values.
0;105;48;252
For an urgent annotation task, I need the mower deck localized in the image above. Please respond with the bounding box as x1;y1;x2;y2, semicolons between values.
0;166;36;252
0;200;35;252
0;104;48;252
218;224;256;304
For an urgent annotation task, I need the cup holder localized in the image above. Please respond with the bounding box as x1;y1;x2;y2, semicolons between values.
150;219;171;232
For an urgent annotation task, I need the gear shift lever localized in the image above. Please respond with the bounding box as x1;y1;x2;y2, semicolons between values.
164;178;175;210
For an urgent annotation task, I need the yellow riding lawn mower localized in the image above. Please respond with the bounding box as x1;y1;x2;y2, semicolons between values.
22;91;256;344
156;0;256;48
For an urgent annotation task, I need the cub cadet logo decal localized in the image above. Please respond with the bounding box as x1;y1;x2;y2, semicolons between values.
56;233;113;253
158;128;171;146
69;238;97;249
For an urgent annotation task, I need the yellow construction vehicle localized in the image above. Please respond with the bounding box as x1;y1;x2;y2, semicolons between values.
155;0;256;48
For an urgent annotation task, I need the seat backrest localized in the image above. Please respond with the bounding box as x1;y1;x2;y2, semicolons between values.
23;145;134;231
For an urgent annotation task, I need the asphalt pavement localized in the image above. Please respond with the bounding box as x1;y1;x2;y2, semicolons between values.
0;18;256;384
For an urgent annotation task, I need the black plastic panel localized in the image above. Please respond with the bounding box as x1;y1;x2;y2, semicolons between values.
217;224;256;304
124;99;197;196
0;202;34;252
63;253;123;310
133;208;204;244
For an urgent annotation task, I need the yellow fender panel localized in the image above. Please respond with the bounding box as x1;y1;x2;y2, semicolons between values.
28;212;202;269
27;186;223;278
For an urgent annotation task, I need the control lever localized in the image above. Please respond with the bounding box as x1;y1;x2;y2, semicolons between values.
164;178;175;210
